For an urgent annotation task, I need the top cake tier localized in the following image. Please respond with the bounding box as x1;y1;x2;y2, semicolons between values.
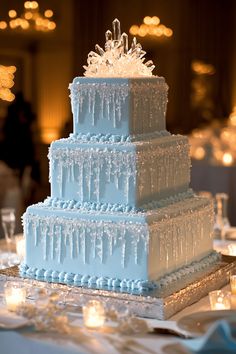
69;77;168;136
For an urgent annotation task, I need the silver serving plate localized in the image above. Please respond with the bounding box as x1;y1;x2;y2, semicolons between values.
0;257;234;320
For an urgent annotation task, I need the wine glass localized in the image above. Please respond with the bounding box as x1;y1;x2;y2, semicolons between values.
1;208;16;253
213;193;230;240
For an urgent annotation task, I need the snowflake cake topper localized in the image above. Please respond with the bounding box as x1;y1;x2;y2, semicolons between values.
83;19;155;77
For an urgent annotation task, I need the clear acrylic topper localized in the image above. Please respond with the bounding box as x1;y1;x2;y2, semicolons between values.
83;19;155;78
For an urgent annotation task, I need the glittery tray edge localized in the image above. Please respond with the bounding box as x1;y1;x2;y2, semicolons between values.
0;259;235;320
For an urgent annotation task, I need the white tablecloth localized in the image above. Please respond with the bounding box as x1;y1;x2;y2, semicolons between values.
0;283;226;354
0;240;233;354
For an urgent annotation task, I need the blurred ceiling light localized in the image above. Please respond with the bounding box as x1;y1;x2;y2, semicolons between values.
0;21;7;30
222;152;233;166
191;60;215;75
0;65;16;102
44;10;53;18
8;10;17;18
193;146;206;160
0;1;56;32
129;16;173;39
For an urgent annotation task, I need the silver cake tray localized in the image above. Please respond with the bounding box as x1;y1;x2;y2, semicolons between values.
0;256;235;320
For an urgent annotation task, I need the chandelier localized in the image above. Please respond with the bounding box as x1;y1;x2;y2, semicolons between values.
129;16;173;39
0;65;16;102
0;1;56;32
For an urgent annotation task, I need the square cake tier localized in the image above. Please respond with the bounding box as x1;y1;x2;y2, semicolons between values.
69;77;168;136
21;195;215;293
49;134;190;207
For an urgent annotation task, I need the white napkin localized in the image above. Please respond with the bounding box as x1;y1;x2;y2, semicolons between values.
181;320;236;353
0;307;29;329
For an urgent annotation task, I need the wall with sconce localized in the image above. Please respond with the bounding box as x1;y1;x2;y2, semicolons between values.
0;0;235;142
0;0;236;213
0;0;74;145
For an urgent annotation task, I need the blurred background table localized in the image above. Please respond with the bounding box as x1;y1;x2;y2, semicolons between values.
191;160;236;226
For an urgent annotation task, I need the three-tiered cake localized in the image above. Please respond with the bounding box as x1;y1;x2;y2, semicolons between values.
21;20;219;294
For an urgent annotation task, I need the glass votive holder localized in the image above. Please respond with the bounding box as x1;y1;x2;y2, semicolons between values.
209;290;231;310
230;294;236;309
83;300;105;329
227;244;236;256
4;281;26;312
15;235;25;261
230;275;236;295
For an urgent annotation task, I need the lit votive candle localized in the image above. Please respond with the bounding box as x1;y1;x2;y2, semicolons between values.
230;294;236;309
15;236;25;260
83;300;105;329
227;244;236;256
230;275;236;295
4;282;26;312
209;290;231;310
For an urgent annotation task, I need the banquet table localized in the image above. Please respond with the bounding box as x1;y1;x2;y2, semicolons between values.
0;286;218;354
191;160;236;225
0;240;235;354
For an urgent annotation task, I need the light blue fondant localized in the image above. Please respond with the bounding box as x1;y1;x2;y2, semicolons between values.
74;275;82;286
35;268;45;279
69;77;168;136
49;134;190;207
52;271;59;280
64;273;75;284
59;272;66;283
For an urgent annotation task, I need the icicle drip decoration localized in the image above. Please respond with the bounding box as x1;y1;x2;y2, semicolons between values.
26;213;149;266
0;65;16;102
50;147;137;202
83;19;155;77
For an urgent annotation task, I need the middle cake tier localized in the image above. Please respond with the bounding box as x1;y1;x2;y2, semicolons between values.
49;133;191;207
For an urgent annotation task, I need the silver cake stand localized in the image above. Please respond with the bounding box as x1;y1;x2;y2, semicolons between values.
0;256;235;320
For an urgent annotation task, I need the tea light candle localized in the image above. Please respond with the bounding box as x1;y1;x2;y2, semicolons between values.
227;244;236;256
230;275;236;295
209;290;231;310
15;236;25;260
230;294;236;309
4;282;26;312
83;300;105;329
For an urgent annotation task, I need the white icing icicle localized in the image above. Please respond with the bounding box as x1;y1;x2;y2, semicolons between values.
91;229;96;259
120;228;126;268
48;224;54;260
32;221;38;247
81;228;86;264
41;223;48;261
97;234;103;262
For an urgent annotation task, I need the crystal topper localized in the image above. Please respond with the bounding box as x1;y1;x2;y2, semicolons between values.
83;19;155;77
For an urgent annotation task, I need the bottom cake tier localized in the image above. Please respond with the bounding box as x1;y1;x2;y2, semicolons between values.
21;193;219;294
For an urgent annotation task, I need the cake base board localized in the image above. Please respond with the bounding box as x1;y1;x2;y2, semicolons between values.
0;256;234;320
